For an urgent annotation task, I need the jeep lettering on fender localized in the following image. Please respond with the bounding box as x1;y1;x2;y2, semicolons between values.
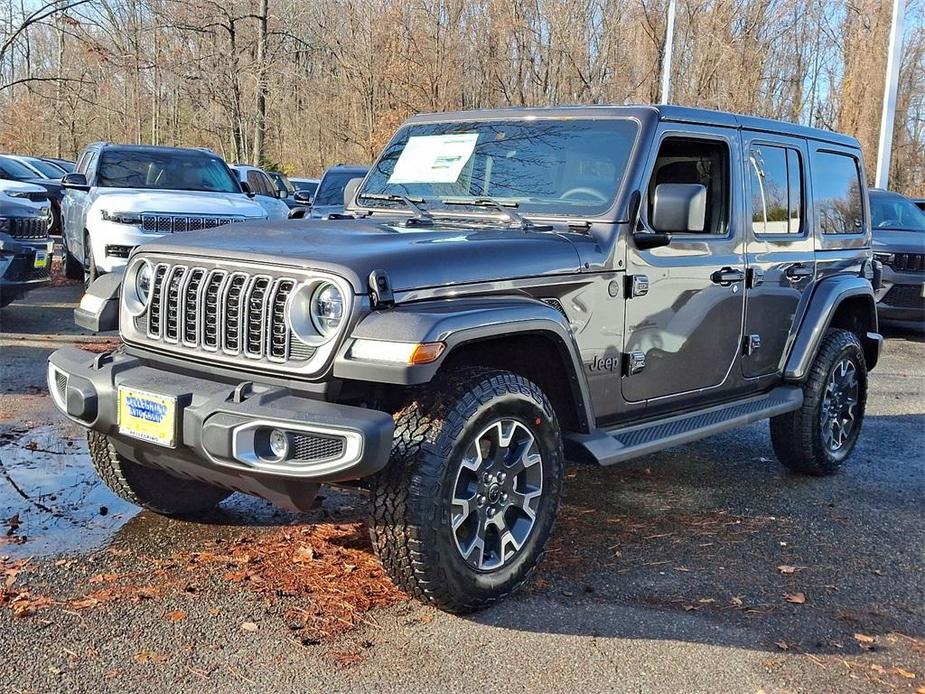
50;105;882;613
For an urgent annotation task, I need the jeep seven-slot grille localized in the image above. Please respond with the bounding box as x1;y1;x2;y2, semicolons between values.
141;213;246;234
143;263;314;364
890;253;925;273
8;217;49;240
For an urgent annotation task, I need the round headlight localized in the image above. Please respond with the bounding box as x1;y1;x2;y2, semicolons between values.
135;262;152;305
124;260;153;316
310;282;344;336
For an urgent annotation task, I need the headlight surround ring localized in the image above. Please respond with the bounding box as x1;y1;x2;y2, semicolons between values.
287;278;351;346
124;258;153;316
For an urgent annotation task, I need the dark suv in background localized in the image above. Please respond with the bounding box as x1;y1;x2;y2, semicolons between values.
298;164;369;217
870;189;925;329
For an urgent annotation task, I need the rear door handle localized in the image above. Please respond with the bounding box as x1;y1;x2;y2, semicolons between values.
785;264;814;281
711;267;745;285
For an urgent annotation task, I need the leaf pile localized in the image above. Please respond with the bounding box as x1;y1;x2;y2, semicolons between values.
184;521;406;639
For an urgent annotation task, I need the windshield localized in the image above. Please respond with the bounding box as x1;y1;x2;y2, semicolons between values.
358;118;638;217
24;157;64;178
292;180;318;195
269;172;294;194
0;155;40;180
871;193;925;232
96;149;241;193
315;171;363;206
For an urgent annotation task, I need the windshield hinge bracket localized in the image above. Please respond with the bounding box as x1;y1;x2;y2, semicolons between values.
368;269;394;309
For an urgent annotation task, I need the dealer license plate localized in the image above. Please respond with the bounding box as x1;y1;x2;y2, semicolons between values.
33;250;48;268
118;387;177;447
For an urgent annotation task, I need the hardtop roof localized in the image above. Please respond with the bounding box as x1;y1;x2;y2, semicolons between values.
405;104;859;149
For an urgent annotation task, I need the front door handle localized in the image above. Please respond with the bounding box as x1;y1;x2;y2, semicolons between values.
711;267;745;286
785;264;814;281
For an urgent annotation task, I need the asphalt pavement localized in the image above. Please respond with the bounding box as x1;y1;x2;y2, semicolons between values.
1;284;923;693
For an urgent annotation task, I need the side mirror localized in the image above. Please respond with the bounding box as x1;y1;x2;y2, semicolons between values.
293;191;312;205
240;181;255;198
343;177;363;210
61;172;89;192
288;207;308;219
651;183;707;233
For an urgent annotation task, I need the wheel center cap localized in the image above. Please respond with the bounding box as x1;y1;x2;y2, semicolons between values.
487;484;502;503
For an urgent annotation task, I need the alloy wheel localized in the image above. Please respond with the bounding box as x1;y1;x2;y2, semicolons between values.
820;357;859;452
451;419;544;571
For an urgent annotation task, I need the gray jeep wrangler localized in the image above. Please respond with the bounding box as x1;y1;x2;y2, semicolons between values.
50;105;882;613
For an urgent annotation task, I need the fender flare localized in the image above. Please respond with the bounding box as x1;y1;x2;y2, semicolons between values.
333;295;595;431
784;275;881;381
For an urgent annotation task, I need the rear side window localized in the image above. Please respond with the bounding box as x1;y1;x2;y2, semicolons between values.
812;151;864;234
749;145;803;234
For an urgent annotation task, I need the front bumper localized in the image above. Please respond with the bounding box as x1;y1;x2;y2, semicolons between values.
47;347;395;510
874;266;924;325
0;237;53;299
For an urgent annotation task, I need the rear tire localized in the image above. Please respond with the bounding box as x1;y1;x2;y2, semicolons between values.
369;368;563;613
770;329;867;475
87;431;231;517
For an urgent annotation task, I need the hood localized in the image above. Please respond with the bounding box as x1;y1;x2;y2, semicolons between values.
90;188;267;218
0;179;47;195
872;228;925;255
141;217;584;293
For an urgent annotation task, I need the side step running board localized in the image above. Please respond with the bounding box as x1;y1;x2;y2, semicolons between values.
564;386;803;466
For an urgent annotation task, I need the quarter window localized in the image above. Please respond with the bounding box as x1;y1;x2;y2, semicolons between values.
812;151;864;234
749;145;802;234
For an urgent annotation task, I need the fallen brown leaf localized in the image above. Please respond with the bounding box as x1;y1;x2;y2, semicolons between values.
240;621;258;632
166;609;186;622
784;592;806;604
777;565;802;575
854;633;876;644
133;650;168;664
895;668;916;679
292;545;315;563
775;640;790;650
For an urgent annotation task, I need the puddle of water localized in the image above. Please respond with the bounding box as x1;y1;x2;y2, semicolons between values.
0;422;366;558
0;423;138;556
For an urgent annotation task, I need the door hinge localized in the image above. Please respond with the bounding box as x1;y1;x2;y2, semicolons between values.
368;269;394;308
744;334;761;355
624;351;646;375
625;274;649;298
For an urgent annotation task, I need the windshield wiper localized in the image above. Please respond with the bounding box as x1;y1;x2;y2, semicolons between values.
359;193;433;226
439;197;549;231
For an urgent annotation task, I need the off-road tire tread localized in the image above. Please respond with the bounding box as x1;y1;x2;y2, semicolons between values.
369;367;563;613
87;431;230;516
770;328;866;475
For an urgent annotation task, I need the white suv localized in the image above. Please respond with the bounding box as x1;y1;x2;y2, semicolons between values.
61;144;269;285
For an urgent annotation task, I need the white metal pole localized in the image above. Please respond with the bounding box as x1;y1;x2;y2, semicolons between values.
875;0;905;189
660;0;677;104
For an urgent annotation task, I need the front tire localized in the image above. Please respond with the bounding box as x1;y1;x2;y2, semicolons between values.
87;431;231;517
770;329;867;475
369;368;564;613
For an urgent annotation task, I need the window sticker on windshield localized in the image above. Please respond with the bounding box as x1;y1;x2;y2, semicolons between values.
388;133;479;184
